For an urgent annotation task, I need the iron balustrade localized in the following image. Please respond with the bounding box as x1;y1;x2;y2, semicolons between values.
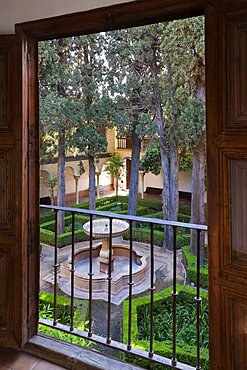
39;204;207;370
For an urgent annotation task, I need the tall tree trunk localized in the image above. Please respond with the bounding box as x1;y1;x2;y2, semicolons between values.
190;137;206;263
158;118;171;249
115;176;118;196
167;141;179;249
169;142;179;221
128;132;141;216
88;155;96;211
57;133;66;234
151;45;175;250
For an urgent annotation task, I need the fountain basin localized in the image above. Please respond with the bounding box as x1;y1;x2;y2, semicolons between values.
83;218;129;239
59;243;150;302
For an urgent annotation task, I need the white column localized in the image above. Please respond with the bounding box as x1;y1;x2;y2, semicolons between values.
74;175;80;204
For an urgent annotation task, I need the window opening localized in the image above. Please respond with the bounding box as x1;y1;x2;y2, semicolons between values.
39;16;207;369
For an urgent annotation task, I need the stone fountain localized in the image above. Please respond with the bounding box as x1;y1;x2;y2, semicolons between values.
58;217;152;304
83;218;129;273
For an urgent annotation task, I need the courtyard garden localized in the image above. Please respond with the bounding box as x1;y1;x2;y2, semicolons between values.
39;194;209;368
40;195;191;248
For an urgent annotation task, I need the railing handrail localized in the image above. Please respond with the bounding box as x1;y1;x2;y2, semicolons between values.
40;204;207;231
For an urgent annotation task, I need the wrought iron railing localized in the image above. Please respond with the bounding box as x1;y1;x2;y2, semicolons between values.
39;204;207;370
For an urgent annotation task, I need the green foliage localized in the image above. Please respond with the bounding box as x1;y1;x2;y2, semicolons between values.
78;160;85;175
182;245;208;288
139;146;161;175
179;97;206;149
124;227;189;249
39;292;90;347
124;227;163;247
178;147;193;172
104;152;123;178
40;196;192;248
138;299;208;349
41;176;58;189
178;202;191;215
123;285;209;369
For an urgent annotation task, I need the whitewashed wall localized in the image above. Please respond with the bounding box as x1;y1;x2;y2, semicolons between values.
138;171;192;194
0;0;132;34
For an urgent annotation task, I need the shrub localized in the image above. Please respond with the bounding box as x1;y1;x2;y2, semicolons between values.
123;285;209;369
40;211;55;224
137;197;162;211
124;227;190;249
182;245;208;288
178;202;191;215
178;213;191;223
123;227;163;247
40;228;90;247
39;292;90;347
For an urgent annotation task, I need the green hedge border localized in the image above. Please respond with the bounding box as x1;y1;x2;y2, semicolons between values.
182;245;208;288
123;284;209;369
123;228;190;249
40;196;191;248
39;292;90;346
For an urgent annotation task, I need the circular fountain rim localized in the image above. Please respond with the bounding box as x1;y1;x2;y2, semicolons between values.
83;218;129;239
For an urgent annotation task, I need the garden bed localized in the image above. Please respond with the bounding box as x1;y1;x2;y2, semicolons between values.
123;284;209;369
40;196;191;248
182;245;208;288
39;292;90;346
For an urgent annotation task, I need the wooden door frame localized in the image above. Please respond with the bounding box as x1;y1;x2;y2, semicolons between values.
14;0;247;368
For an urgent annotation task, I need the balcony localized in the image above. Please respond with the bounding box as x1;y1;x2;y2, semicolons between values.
116;136;150;151
39;204;207;370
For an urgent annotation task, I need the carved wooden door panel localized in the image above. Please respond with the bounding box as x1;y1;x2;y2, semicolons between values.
0;35;27;347
206;2;247;369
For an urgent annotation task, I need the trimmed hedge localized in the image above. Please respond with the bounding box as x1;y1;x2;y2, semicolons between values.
178;202;191;215
40;227;90;248
39;292;90;346
178;213;191;223
40;291;88;325
123;285;209;369
182;245;208;288
124;227;190;249
124;227;164;247
40;211;55;224
40;196;192;249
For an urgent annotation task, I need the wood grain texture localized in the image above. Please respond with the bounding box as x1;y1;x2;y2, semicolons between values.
229;16;247;126
16;0;204;40
0;251;8;331
0;147;14;233
0;54;7;128
206;3;247;369
0;35;28;348
231;159;247;263
25;335;144;370
7;1;247;369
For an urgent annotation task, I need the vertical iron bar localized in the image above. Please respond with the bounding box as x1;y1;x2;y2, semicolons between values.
107;218;113;344
195;229;202;370
70;212;75;331
127;220;133;351
149;223;155;358
88;214;94;337
172;226;178;366
53;209;59;326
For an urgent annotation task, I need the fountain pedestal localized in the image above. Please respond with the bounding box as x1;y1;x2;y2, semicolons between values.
83;218;129;274
99;239;114;273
